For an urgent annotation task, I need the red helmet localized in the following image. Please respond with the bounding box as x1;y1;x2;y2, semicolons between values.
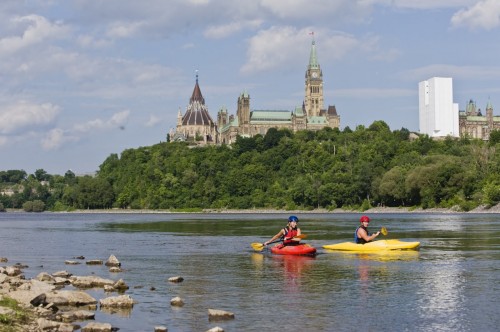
360;215;370;223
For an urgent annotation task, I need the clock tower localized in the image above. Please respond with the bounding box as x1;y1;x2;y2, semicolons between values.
304;38;324;117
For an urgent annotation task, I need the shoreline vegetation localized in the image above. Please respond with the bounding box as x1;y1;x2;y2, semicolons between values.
5;203;500;214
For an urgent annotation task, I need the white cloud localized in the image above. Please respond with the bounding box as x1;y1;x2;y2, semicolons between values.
451;0;500;30
41;128;77;150
145;115;162;127
0;15;69;57
402;64;500;81
74;110;130;133
240;26;363;74
0;101;60;135
204;19;263;39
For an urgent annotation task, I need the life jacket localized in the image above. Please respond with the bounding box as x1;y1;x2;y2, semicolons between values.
354;225;370;244
283;227;298;245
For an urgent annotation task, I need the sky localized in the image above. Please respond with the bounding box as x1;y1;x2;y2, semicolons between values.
1;0;500;175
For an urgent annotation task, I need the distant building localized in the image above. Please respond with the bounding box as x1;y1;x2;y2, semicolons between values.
173;73;218;144
459;99;500;140
418;77;459;137
217;38;340;144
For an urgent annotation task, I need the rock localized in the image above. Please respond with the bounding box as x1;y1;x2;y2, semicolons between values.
5;266;22;276
44;290;98;307
154;326;168;332
206;327;224;332
81;322;113;332
109;267;122;273
8;280;56;305
0;307;16;315
36;272;55;283
74;256;85;260
37;318;74;332
168;276;184;283
99;294;135;308
105;254;121;267
58;309;95;322
170;296;184;307
85;260;103;265
104;285;115;292
208;309;235;321
113;278;129;291
52;270;72;278
0;257;7;262
65;260;81;265
70;276;115;288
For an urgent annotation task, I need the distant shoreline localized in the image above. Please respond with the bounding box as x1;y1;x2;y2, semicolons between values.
5;204;500;214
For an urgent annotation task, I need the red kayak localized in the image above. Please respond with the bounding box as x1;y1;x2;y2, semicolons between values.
270;243;317;256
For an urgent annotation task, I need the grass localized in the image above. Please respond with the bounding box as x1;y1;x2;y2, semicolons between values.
0;296;32;332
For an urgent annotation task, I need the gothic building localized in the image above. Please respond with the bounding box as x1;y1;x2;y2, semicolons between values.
172;73;218;144
459;99;500;140
217;38;340;144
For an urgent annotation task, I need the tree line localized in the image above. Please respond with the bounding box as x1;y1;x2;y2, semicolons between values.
1;121;500;212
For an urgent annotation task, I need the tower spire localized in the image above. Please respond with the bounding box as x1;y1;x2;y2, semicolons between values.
308;32;319;70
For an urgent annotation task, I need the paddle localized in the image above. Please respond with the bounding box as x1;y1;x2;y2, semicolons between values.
251;234;307;252
380;227;388;236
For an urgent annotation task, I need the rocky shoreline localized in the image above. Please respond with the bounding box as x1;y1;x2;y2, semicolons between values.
0;255;231;332
5;203;500;214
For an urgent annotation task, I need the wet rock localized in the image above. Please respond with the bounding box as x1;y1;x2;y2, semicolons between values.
155;326;168;332
81;322;113;332
0;257;7;262
105;254;121;267
168;276;184;283
5;266;22;276
109;267;122;273
44;290;98;307
206;327;224;332
70;276;115;288
208;309;235;321
86;260;103;265
36;272;55;283
170;296;184;307
52;270;72;278
113;279;129;291
99;294;135;308
58;309;96;322
37;317;74;332
74;256;85;260
65;260;81;265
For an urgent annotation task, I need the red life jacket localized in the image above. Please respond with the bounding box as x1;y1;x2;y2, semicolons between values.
283;227;298;245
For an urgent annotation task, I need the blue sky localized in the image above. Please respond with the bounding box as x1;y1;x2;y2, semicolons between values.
1;0;499;175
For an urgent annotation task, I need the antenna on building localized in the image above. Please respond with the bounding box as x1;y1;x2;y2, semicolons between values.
195;69;199;83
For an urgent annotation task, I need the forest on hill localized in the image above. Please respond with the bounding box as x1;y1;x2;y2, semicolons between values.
1;121;500;212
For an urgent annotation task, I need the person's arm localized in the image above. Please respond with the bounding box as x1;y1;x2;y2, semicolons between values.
265;229;284;245
357;228;380;242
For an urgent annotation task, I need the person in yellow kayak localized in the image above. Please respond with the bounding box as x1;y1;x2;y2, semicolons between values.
355;215;380;244
264;215;302;247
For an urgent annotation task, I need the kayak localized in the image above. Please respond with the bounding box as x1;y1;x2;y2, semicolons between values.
323;239;420;252
271;243;317;256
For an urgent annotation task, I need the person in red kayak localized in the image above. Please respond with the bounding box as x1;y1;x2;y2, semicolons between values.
355;215;380;244
264;215;302;247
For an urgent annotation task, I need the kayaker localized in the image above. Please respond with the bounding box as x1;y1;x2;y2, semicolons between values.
264;215;302;247
355;215;380;244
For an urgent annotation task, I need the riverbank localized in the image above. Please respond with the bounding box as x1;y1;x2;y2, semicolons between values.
4;203;500;214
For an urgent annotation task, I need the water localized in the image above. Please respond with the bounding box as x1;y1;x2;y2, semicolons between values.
1;212;499;331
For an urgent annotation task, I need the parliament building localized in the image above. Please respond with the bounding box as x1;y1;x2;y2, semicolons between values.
173;39;340;144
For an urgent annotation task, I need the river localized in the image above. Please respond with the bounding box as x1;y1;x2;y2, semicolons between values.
0;212;499;331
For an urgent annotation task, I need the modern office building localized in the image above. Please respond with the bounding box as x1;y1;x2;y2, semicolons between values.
418;77;459;137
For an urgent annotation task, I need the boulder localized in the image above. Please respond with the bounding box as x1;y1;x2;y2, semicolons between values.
58;309;96;322
105;255;121;267
206;327;224;332
170;296;184;307
155;326;168;332
81;322;113;332
70;276;115;288
85;260;103;265
99;294;135;308
168;276;184;283
44;290;97;307
208;309;235;321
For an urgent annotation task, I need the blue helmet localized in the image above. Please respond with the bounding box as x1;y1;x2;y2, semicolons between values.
288;215;299;222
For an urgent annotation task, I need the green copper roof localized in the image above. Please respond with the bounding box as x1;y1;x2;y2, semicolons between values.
309;40;319;69
251;110;292;122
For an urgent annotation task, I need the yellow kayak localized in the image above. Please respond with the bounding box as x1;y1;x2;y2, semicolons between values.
323;239;420;252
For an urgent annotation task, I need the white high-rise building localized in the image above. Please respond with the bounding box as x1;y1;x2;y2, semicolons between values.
418;77;459;137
